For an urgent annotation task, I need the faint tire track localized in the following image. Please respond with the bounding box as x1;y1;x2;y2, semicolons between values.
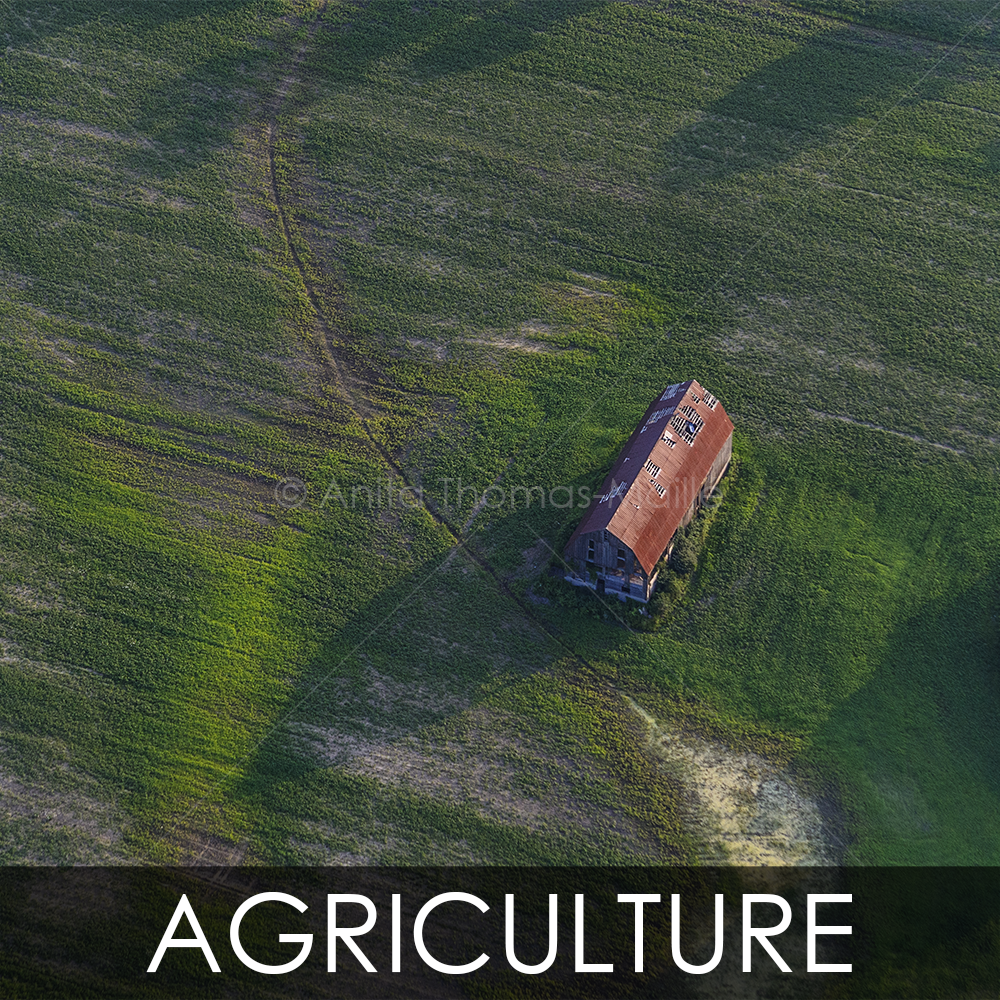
806;408;967;455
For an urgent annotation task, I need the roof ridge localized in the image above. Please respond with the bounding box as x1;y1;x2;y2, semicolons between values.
565;378;732;575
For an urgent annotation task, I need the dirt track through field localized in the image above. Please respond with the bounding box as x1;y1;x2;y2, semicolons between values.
262;5;593;656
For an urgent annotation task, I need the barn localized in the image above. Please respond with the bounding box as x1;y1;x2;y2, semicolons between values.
564;380;733;602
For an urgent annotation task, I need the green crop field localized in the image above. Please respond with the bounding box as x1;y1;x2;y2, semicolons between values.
1;0;998;905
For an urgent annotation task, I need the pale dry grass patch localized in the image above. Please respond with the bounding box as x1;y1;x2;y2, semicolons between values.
627;699;841;866
335;707;661;859
0;761;127;863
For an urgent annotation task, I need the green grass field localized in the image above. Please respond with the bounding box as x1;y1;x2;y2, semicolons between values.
0;0;998;875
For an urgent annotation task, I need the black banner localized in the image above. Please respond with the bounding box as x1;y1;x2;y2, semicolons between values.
0;867;996;998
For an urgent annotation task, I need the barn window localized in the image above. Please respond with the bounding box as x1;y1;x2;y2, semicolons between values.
645;459;661;477
617;548;626;569
671;405;704;445
679;405;704;429
587;539;595;563
652;480;665;497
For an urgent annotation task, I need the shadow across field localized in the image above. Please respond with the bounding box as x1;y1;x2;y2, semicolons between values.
310;0;603;83
126;49;276;178
229;541;565;861
229;515;686;865
782;0;1000;50
658;16;913;195
0;0;252;47
810;567;1000;864
2;0;283;178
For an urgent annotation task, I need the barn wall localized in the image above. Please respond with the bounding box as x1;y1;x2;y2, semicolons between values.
575;530;638;573
706;431;733;493
572;531;646;578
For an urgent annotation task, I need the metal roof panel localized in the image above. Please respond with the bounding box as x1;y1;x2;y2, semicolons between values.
566;380;733;574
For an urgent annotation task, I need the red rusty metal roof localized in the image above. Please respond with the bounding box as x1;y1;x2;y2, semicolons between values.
566;380;734;575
